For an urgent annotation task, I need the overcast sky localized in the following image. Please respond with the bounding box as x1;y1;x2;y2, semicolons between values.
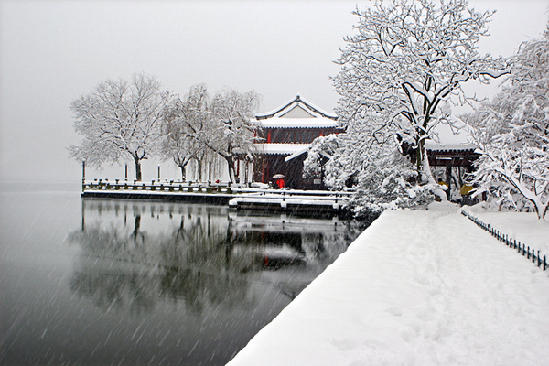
1;0;548;183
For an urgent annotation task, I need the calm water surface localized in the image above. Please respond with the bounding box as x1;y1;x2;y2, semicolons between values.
0;182;367;365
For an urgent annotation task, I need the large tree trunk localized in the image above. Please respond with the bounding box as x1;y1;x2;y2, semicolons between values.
416;139;428;184
416;139;435;186
179;165;186;181
134;156;142;181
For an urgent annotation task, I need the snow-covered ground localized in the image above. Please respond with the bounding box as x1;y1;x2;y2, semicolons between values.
227;203;549;366
465;204;549;255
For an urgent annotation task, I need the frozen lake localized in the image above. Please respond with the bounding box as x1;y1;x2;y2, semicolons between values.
0;182;367;365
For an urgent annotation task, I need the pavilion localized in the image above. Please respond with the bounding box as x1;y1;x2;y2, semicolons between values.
251;95;344;189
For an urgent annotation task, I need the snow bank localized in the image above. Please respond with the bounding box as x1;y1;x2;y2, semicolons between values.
228;210;549;366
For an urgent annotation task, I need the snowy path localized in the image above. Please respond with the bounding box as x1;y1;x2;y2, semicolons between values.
227;205;549;366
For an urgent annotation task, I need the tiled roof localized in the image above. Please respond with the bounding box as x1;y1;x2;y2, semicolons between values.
256;95;338;120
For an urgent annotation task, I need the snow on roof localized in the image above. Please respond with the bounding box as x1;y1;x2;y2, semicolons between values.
256;95;338;121
285;145;310;162
253;95;341;129
254;143;310;156
426;119;477;152
255;117;341;129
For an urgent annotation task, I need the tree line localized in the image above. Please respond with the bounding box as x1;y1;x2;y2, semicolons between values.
71;0;548;219
70;76;259;182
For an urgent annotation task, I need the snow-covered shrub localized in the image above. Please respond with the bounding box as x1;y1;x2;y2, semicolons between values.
303;135;341;179
351;152;437;219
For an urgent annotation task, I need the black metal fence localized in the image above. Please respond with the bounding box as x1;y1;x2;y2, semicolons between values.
461;210;547;271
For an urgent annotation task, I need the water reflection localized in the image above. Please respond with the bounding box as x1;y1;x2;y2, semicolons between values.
66;199;367;364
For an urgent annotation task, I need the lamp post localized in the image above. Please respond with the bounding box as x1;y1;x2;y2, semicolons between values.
81;159;86;192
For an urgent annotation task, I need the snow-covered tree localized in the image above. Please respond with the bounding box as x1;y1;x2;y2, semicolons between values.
70;73;175;180
161;83;211;180
208;88;260;182
470;28;549;219
333;0;508;184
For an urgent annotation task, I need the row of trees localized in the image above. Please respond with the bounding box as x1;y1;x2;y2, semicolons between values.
306;0;548;219
70;75;259;182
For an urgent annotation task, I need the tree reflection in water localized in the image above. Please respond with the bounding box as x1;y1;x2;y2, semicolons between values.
69;200;255;314
67;199;368;364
